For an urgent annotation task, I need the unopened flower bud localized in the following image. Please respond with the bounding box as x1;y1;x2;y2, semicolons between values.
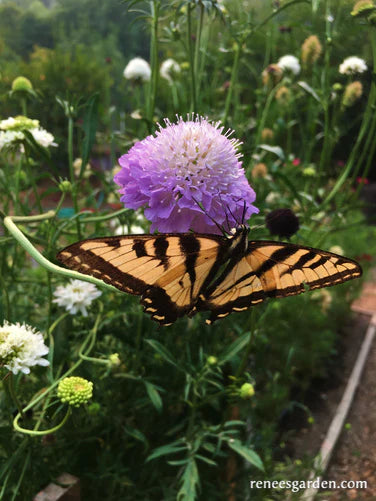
207;356;218;365
11;76;33;92
342;81;363;108
108;353;121;367
58;179;72;193
239;383;255;399
58;376;93;407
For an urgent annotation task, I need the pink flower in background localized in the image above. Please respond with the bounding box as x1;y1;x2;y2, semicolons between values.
292;158;301;166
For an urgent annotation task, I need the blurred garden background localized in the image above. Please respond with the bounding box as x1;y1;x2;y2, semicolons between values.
1;0;376;499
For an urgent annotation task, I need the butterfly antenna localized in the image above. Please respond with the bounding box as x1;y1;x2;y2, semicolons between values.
191;196;228;235
241;200;247;224
226;203;240;228
217;191;233;232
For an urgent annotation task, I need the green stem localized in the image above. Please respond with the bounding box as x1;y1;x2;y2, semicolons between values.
10;449;30;501
223;42;241;125
6;373;23;417
187;4;197;111
12;308;102;435
147;0;160;124
3;214;119;293
13;407;72;436
25;154;42;212
322;30;376;208
193;2;205;106
68;116;81;239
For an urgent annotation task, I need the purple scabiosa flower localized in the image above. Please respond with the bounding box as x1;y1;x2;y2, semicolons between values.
114;116;258;233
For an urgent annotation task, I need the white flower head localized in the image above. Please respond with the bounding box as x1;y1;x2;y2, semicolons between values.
53;279;102;317
123;57;151;82
0;322;49;375
0;130;25;151
160;58;181;83
339;56;367;75
30;128;57;148
277;55;301;75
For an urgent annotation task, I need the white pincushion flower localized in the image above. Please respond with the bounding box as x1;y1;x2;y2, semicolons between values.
0;322;49;375
160;58;181;83
0;116;56;149
29;128;57;148
123;57;151;82
0;130;25;150
339;56;367;75
53;279;102;317
277;55;301;75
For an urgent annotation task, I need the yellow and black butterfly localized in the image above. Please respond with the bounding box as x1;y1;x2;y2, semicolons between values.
56;225;362;326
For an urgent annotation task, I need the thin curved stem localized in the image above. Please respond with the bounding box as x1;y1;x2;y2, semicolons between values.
3;215;119;293
13;407;72;436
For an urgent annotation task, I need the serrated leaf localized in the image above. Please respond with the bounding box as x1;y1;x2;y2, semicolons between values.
177;458;200;501
226;439;264;471
144;381;163;413
258;144;285;160
145;339;178;368
146;441;187;462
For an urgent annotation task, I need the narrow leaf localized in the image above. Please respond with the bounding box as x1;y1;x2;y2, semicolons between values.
226;439;264;471
298;81;321;104
177;458;200;501
144;381;163;413
146;441;187;462
220;331;252;364
258;144;285;160
145;339;178;368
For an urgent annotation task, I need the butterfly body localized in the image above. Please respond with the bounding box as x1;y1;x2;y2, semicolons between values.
57;227;362;325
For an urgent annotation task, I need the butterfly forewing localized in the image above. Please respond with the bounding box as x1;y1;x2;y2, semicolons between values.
56;234;225;325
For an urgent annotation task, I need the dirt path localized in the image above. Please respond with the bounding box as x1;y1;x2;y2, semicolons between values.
323;323;376;500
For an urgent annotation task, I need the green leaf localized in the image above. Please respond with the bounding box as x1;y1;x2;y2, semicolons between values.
81;93;99;174
258;144;285;160
144;381;163;413
177;458;200;501
298;81;322;104
195;454;217;466
145;339;179;368
219;331;252;364
146;441;187;462
123;425;149;450
226;439;264;471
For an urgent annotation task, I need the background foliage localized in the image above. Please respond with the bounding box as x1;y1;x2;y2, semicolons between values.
0;0;375;499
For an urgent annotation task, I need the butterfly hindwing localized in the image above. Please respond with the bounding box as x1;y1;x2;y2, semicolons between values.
56;233;226;325
198;239;362;324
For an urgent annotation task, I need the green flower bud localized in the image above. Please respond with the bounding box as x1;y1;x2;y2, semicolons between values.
303;166;316;177
57;376;93;407
11;76;33;92
207;356;218;365
108;353;121;367
239;382;255;400
332;82;343;92
58;179;72;193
